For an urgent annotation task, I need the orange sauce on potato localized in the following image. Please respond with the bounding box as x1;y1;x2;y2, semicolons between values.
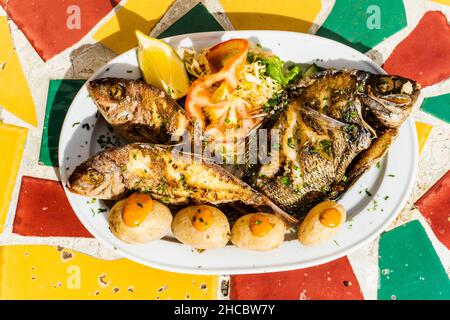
192;207;214;231
319;208;342;228
122;193;153;227
249;214;274;237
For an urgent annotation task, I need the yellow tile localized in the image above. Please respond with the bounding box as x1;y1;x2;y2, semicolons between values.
0;245;218;300
93;0;175;54
0;122;27;233
415;121;433;154
431;0;450;6
220;0;321;32
0;17;37;127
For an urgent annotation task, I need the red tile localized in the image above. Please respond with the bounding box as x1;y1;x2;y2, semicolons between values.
14;176;92;237
383;11;450;87
0;0;119;61
231;257;363;300
415;170;450;250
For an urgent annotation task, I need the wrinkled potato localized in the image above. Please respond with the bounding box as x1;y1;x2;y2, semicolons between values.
109;198;172;244
298;200;346;246
231;213;285;251
171;205;230;250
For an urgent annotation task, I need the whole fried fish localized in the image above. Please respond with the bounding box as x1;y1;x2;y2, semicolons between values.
67;143;296;223
244;69;420;219
88;78;193;143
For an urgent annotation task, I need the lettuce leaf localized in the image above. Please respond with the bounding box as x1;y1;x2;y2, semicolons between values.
261;56;301;85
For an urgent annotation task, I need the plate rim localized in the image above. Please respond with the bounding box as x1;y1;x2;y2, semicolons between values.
58;30;418;274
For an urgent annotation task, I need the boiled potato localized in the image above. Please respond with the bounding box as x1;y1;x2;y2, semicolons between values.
298;200;346;246
171;205;230;250
109;193;172;244
231;213;285;251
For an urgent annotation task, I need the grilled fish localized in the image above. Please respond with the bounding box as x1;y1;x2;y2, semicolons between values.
244;69;420;219
67;143;296;222
88;78;193;143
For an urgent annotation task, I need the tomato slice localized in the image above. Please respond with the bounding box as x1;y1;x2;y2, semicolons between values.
205;38;249;89
185;39;249;133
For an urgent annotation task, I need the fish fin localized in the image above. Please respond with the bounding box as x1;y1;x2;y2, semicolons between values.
263;198;299;224
331;128;398;199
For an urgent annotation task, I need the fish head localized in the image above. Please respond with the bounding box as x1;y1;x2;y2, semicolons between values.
88;78;138;125
365;74;420;99
67;153;126;199
359;73;420;128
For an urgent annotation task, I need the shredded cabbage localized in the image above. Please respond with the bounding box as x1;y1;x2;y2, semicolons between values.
178;43;288;118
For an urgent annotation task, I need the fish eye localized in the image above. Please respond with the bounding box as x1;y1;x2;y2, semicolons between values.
108;84;125;101
377;77;394;93
86;168;104;184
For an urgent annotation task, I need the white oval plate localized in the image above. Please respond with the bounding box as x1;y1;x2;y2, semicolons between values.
59;31;418;274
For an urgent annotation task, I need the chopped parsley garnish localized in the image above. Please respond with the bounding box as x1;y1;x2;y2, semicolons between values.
225;118;231;124
254;219;262;225
132;154;137;160
387;174;396;177
309;146;318;154
364;188;372;197
319;139;332;155
344;124;357;134
137;202;143;208
180;174;187;188
72;121;80;127
96;133;121;149
263;95;280;112
287;137;295;149
97;208;107;213
384;196;390;200
280;176;291;186
82;123;90;130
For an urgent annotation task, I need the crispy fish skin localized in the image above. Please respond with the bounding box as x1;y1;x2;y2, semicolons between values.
245;70;420;218
88;78;193;143
67;143;296;222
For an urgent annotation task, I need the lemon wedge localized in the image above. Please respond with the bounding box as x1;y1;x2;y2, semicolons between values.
135;30;189;99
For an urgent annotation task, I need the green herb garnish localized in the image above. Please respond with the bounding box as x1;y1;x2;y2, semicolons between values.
280;176;291;186
287;137;295;149
319;139;332;155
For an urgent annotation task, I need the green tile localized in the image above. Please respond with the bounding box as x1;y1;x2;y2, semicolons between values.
378;220;450;300
316;0;407;52
420;93;450;124
39;80;85;167
158;2;224;39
